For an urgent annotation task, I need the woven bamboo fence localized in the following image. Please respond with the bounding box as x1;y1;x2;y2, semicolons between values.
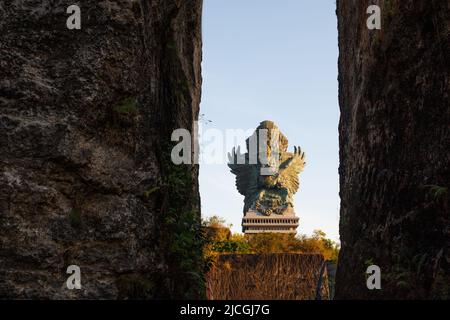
206;253;329;300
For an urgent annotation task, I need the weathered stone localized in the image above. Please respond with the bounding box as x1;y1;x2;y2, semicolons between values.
0;0;202;299
336;0;449;299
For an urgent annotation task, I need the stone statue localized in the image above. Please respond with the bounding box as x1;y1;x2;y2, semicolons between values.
228;121;306;216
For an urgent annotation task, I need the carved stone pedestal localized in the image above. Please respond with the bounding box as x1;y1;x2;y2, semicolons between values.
241;209;299;234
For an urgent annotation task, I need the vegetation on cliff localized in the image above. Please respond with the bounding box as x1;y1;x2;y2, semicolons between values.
203;216;340;269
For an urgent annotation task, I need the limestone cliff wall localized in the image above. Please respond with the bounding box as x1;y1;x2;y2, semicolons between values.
336;0;449;299
0;0;203;299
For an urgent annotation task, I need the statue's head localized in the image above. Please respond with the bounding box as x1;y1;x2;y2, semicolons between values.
248;120;288;152
246;120;288;178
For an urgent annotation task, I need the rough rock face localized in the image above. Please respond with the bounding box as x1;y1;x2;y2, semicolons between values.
336;0;449;299
0;0;203;299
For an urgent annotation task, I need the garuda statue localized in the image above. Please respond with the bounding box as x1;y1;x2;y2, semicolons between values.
228;121;306;216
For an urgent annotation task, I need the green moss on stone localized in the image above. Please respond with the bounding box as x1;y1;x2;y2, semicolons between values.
117;274;154;299
114;97;138;115
68;208;81;228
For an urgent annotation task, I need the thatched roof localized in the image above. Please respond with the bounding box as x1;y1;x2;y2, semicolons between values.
206;253;329;300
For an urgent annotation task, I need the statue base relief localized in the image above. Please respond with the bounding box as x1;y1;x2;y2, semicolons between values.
241;208;299;234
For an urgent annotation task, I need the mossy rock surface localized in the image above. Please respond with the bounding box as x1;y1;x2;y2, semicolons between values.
113;98;139;115
116;274;155;300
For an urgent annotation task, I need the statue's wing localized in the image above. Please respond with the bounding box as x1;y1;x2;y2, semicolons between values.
227;147;259;197
278;146;306;195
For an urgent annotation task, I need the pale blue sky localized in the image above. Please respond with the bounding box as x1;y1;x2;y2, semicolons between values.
199;0;340;242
